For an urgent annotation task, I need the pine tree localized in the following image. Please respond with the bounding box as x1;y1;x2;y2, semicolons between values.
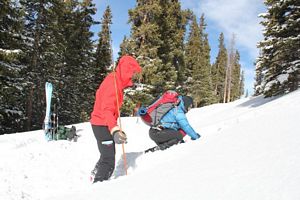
59;0;97;124
20;0;97;129
0;0;26;134
94;5;112;87
230;50;242;100
158;0;187;90
128;0;164;98
184;14;214;107
20;0;70;130
254;51;265;95
224;34;236;103
2;0;99;133
256;0;300;97
240;70;245;97
212;33;227;103
118;36;136;59
185;15;201;97
199;14;216;105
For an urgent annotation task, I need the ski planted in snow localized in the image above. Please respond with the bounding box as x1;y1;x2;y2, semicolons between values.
44;82;53;141
43;82;78;142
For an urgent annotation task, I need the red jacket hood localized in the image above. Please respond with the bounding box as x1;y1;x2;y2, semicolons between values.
115;55;142;89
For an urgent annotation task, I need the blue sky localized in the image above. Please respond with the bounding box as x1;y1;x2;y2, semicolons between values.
91;0;266;96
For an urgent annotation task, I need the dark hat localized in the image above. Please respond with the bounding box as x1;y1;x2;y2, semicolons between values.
182;96;194;112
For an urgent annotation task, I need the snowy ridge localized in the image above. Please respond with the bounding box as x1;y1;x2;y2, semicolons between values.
1;90;300;200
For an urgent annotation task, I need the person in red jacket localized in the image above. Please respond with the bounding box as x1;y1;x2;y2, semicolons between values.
90;55;142;183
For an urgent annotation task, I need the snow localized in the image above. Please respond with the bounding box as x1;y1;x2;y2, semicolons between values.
258;12;268;18
0;48;21;55
1;90;300;200
276;73;289;84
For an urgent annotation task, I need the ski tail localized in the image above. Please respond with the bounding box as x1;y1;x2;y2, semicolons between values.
144;140;186;153
144;146;160;154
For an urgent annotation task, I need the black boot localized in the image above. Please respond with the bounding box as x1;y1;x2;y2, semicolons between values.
93;177;104;183
158;138;180;150
90;161;114;183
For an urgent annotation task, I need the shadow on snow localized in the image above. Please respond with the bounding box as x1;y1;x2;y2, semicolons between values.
113;151;144;178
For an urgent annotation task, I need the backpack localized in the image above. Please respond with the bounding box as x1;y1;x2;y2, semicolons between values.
56;125;78;142
138;90;180;127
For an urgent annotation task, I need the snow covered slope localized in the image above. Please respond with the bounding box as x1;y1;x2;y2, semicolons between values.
1;90;300;200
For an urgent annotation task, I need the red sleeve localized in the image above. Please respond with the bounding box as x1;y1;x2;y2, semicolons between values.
101;88;118;132
91;73;124;132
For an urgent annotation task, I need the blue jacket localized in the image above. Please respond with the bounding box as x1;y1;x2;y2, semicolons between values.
159;96;200;140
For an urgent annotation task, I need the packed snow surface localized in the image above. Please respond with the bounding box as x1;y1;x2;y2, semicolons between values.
1;90;300;200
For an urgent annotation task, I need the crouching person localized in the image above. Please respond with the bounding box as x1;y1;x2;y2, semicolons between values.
149;95;200;150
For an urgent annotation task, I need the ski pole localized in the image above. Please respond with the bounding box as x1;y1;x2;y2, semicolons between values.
113;71;128;176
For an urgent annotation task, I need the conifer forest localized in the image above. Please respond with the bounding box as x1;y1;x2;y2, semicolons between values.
1;0;299;134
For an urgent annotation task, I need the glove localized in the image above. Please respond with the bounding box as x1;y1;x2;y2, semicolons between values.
113;130;127;144
191;133;201;140
111;126;127;144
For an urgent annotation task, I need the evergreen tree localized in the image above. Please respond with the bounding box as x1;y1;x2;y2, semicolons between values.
212;33;227;102
240;70;245;98
198;14;216;105
224;34;236;103
0;0;26;134
59;0;97;124
20;0;97;129
184;14;214;107
20;0;64;130
230;50;242;100
185;15;201;98
127;1;190;96
94;5;112;88
1;0;101;134
158;0;187;90
118;36;135;59
256;0;300;97
128;0;164;98
254;51;265;95
120;0;189;113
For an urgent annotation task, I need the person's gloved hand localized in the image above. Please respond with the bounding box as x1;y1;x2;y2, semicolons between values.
111;126;127;144
191;133;201;140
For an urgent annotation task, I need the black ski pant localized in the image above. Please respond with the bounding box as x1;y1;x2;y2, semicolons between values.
92;125;115;181
149;128;183;150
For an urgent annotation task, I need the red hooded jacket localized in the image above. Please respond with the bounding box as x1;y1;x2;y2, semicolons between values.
90;56;142;131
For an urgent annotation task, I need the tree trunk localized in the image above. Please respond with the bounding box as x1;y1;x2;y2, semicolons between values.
26;84;34;131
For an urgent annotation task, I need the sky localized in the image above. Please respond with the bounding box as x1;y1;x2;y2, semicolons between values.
91;0;266;96
1;88;300;200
